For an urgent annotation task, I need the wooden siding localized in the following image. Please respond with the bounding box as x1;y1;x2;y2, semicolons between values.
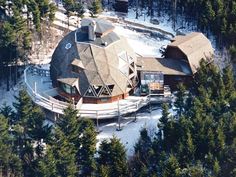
83;93;128;104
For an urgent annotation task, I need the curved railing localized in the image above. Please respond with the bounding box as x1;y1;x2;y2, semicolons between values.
24;66;72;114
24;66;170;119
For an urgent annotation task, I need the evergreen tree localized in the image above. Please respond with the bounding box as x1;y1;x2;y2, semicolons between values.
51;128;77;177
131;128;155;177
0;114;22;176
57;106;97;176
90;0;102;16
13;89;51;176
162;154;181;177
0;103;14;122
174;83;186;117
222;66;236;100
37;147;57;177
158;103;170;139
213;158;220;176
97;137;129;177
97;164;110;177
58;105;79;142
77;119;97;177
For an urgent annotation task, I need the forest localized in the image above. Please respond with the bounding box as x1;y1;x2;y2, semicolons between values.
0;0;102;91
130;0;236;61
0;0;236;176
0;0;56;90
0;60;235;176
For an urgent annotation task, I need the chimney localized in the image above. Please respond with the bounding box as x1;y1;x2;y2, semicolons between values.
88;20;96;41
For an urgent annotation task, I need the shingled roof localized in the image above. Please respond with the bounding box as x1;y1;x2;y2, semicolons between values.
50;18;138;98
168;32;214;74
136;57;192;76
81;18;115;36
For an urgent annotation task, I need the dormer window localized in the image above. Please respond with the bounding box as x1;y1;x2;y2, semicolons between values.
57;78;79;95
71;59;85;73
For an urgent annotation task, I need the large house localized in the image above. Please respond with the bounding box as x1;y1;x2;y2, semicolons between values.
50;17;214;103
50;18;138;104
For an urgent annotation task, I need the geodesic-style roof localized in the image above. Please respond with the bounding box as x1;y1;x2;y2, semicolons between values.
50;18;138;98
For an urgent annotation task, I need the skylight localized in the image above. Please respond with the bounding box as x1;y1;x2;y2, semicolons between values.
65;43;72;50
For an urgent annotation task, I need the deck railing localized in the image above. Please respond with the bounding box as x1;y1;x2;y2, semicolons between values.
24;66;71;114
24;66;170;119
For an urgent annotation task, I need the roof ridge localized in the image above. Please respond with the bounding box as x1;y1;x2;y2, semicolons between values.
175;33;203;46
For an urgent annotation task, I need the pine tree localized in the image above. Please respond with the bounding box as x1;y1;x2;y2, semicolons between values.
58;105;79;142
174;83;186;118
216;125;225;152
213;158;220;176
131;128;154;177
77;119;97;177
90;0;102;16
0;103;14;122
37;146;57;177
134;128;152;160
57;106;97;176
158;103;170;139
0;114;22;176
158;103;178;150
162;154;181;177
97;137;129;177
51;128;77;177
184;163;204;177
13;89;51;175
222;66;235;100
97;165;110;177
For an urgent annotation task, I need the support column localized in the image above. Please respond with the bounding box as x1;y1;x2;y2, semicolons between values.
116;98;122;131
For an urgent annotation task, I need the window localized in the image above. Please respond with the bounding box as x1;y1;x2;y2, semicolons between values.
101;98;109;102
71;59;85;73
119;51;128;62
72;65;78;73
85;86;96;97
107;85;114;93
60;83;77;95
100;87;110;96
71;87;77;94
93;85;102;95
61;83;71;94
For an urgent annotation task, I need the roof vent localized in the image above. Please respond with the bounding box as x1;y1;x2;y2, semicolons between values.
65;43;72;50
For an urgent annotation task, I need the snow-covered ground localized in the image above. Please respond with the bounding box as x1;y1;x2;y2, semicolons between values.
102;8;175;35
102;7;230;68
114;25;170;57
96;108;162;156
102;7;218;50
0;79;23;107
0;7;222;157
